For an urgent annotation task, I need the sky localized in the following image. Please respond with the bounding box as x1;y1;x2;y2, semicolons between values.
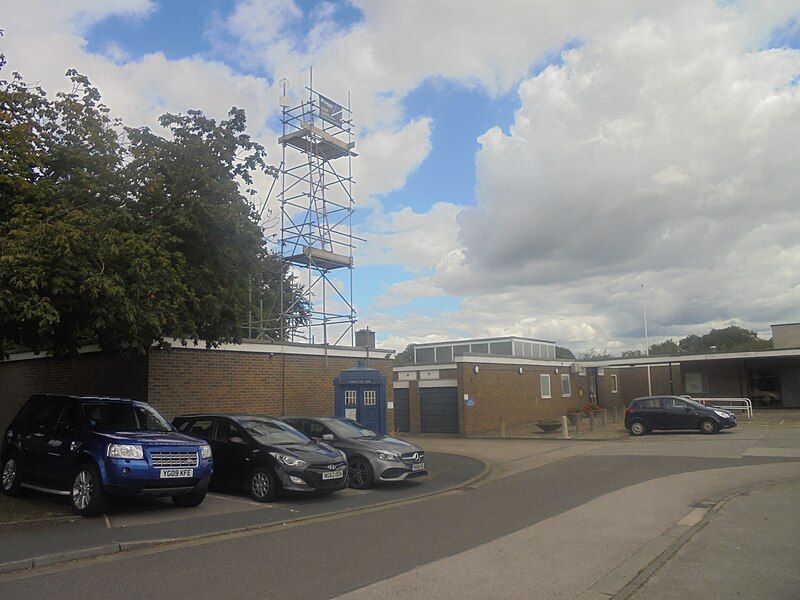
3;0;800;355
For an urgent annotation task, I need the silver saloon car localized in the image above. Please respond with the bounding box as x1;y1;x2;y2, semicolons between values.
280;416;427;489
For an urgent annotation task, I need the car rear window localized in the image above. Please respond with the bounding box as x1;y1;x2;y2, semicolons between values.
634;398;661;409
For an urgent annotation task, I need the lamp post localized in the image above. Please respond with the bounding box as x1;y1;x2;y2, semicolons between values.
642;284;652;395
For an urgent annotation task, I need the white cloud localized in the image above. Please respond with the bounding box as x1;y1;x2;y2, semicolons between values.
358;202;463;272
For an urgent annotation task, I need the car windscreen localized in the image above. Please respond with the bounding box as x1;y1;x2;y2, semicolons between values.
325;419;378;439
82;402;172;432
237;418;311;445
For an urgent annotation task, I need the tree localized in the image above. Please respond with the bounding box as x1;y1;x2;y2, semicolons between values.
648;339;680;355
621;349;644;358
0;65;305;358
556;346;575;359
579;348;613;360
394;344;415;365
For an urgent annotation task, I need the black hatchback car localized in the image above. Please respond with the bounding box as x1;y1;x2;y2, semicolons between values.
172;414;348;501
281;416;427;489
624;395;737;436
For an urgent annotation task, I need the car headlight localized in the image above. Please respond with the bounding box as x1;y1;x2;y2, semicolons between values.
107;443;144;460
200;444;212;459
713;410;730;418
376;451;400;462
270;452;307;468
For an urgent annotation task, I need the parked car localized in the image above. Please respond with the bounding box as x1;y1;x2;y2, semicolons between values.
280;416;427;489
172;414;348;501
624;395;737;436
1;394;213;516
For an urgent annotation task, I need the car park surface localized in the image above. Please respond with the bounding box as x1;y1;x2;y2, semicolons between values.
1;395;213;516
625;395;737;436
280;416;427;488
172;414;348;500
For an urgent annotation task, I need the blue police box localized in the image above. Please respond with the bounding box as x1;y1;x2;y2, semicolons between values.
333;365;388;434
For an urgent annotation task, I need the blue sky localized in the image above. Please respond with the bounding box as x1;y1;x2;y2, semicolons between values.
4;0;800;355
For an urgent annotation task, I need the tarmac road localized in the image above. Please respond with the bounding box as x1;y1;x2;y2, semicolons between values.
0;418;799;599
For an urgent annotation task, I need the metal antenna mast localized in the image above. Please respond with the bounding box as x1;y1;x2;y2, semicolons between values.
278;70;359;346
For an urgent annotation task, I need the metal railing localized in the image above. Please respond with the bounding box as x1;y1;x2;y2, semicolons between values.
695;397;753;418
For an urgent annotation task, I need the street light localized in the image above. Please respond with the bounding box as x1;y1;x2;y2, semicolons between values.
642;284;652;395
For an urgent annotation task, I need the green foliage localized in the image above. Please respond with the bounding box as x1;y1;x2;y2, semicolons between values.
394;344;415;365
556;345;575;359
579;348;614;360
621;349;644;358
643;326;771;357
0;65;305;357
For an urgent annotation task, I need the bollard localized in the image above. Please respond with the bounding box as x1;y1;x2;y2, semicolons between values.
589;411;596;431
500;418;506;438
560;415;570;439
575;414;582;436
601;409;608;426
614;406;619;423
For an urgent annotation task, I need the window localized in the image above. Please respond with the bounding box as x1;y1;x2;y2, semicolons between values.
345;390;357;405
364;390;377;406
560;374;572;396
435;346;453;363
540;374;552;399
635;398;661;409
611;374;618;393
685;372;706;393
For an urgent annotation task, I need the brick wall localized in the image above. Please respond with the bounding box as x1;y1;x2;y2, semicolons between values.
1;347;394;434
0;353;148;433
147;347;394;430
459;363;587;436
616;364;684;403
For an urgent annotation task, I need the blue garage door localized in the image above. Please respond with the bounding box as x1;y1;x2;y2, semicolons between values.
393;389;410;432
420;387;458;433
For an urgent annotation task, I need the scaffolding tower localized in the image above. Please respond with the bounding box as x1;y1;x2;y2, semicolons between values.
278;75;358;346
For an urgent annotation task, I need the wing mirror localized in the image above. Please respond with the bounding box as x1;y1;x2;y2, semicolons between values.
228;436;245;444
321;433;334;441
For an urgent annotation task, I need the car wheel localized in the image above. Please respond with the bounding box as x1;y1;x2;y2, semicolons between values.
71;463;108;516
249;467;277;502
348;457;374;489
629;420;647;436
699;418;719;435
1;455;23;496
172;487;207;507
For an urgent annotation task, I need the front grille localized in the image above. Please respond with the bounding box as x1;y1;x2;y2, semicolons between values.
150;451;199;468
401;452;424;465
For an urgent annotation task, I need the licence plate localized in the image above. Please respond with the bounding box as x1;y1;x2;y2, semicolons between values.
160;468;194;478
412;463;425;471
322;470;344;480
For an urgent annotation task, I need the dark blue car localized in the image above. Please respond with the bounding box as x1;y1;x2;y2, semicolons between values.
1;394;214;515
624;395;737;436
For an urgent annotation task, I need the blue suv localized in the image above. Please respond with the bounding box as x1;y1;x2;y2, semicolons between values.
1;394;214;516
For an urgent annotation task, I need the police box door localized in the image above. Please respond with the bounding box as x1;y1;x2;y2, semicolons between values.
343;387;380;432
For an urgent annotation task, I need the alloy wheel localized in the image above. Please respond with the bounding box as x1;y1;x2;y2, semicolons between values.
2;458;17;491
72;470;94;510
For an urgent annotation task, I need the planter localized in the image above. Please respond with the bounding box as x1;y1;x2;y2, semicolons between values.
536;421;562;433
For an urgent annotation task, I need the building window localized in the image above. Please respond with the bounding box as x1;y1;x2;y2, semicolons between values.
364;390;376;406
561;374;571;397
685;372;707;394
540;374;552;399
611;374;618;393
345;390;357;405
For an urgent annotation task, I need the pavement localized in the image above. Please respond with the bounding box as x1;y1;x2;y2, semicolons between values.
2;410;800;599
